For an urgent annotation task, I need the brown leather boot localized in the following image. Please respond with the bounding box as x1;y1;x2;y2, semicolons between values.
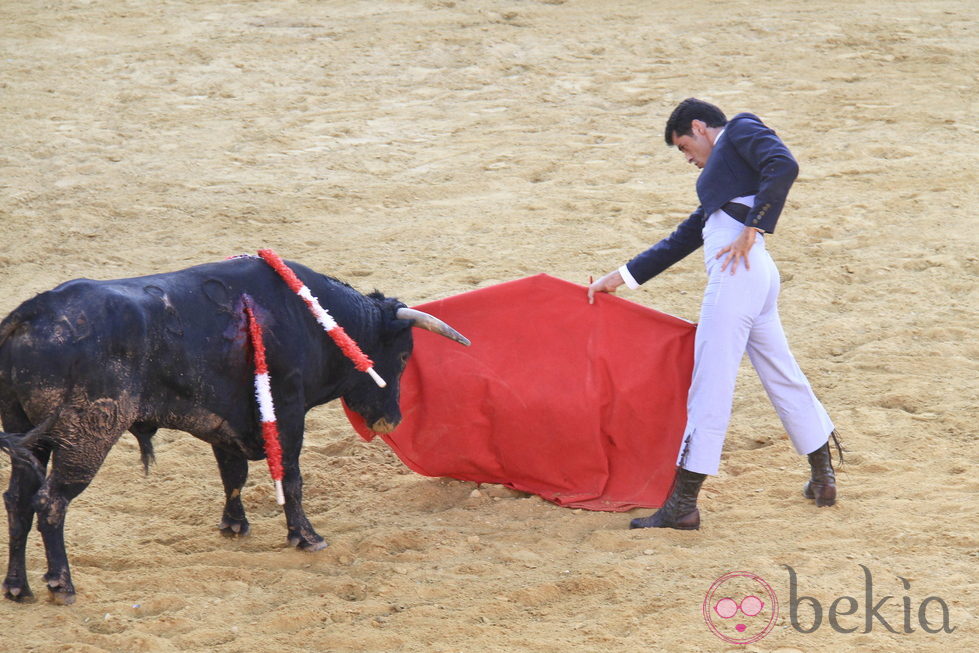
803;431;841;507
630;467;706;530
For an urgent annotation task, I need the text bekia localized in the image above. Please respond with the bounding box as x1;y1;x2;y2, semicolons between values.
783;565;955;634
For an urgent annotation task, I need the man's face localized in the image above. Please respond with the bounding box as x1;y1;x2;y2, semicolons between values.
672;120;714;169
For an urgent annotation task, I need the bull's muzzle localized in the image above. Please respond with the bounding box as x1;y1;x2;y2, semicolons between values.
369;418;400;434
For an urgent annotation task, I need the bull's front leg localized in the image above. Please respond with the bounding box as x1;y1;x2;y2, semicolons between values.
276;404;326;552
282;460;326;551
212;445;250;537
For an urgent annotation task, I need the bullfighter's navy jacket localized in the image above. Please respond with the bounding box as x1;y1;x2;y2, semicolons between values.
625;113;799;285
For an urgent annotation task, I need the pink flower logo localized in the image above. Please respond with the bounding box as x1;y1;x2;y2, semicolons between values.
703;571;779;644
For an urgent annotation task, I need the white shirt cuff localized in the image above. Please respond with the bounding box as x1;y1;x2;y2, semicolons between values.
618;264;640;290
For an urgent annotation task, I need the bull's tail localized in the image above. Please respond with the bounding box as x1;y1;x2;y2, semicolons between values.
0;413;57;481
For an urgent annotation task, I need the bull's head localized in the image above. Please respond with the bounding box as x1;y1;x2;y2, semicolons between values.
343;296;469;434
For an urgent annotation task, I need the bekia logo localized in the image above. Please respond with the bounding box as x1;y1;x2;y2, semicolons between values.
703;571;779;644
704;566;956;643
785;565;956;635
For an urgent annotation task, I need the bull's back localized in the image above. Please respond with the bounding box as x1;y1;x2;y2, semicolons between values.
0;260;283;433
0;257;350;414
0;260;253;367
0;279;154;396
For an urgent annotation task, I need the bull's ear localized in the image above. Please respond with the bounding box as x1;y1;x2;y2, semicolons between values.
380;299;413;337
384;316;413;337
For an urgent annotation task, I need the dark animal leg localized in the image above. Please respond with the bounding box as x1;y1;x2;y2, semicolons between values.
212;445;250;537
2;405;49;603
282;460;326;551
33;477;88;605
35;410;126;605
276;404;325;552
4;466;42;603
2;441;50;602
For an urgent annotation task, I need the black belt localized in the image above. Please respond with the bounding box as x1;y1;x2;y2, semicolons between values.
720;201;750;222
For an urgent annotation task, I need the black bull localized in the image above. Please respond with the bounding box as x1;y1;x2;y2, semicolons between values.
0;257;469;604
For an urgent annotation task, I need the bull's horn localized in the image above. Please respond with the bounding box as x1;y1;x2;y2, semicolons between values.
396;308;471;346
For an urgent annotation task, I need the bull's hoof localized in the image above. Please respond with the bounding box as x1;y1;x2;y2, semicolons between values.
45;581;76;606
48;588;76;606
300;539;329;552
218;518;251;538
2;580;36;603
288;532;328;552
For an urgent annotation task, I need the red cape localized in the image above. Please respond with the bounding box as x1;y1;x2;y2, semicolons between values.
344;274;695;511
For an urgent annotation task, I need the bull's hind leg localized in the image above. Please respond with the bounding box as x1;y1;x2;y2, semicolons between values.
2;408;50;602
4;462;48;602
34;402;129;604
213;445;250;537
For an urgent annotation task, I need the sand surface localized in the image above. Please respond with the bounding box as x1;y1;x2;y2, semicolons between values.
1;1;976;651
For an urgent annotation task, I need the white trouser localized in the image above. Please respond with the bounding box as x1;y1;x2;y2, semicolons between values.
677;207;834;475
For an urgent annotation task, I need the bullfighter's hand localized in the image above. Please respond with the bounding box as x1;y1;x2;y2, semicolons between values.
588;270;624;304
717;227;760;275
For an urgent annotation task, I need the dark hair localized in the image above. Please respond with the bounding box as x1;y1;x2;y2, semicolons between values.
664;98;727;146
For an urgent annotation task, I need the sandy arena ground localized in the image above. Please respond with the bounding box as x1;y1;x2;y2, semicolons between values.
1;1;977;651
